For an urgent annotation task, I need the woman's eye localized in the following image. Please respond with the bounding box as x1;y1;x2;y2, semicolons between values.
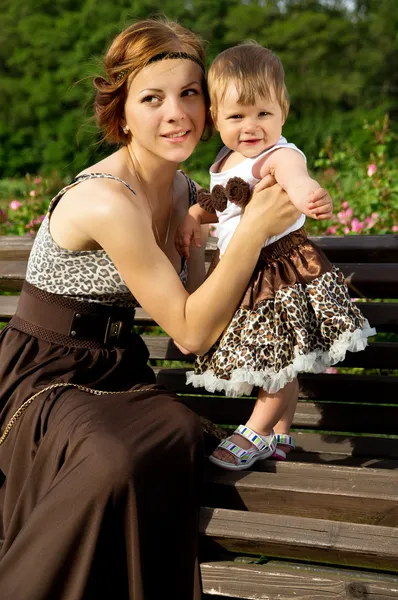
142;95;160;104
182;88;199;97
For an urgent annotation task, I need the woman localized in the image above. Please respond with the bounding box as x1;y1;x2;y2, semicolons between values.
0;18;299;600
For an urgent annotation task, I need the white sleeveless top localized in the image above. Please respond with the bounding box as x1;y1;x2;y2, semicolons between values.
210;136;306;256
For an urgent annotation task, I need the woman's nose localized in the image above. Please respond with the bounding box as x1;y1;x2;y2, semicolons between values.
165;97;186;122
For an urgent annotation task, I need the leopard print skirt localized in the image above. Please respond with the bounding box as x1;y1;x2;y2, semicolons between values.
187;227;375;396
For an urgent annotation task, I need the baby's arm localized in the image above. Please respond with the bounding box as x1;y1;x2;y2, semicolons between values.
256;149;332;220
175;202;218;259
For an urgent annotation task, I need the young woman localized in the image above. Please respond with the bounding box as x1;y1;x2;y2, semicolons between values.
0;19;299;599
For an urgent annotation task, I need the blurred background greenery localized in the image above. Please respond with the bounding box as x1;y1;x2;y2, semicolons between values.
0;0;397;236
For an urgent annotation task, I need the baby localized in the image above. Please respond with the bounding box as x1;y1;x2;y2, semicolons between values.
176;43;374;471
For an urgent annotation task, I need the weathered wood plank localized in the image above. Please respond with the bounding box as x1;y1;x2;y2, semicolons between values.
335;263;398;298
205;234;398;264
1;259;397;298
157;368;398;404
2;234;397;263
200;507;398;571
1;294;397;334
292;431;398;459
0;236;34;261
204;463;398;525
201;560;398;599
0;261;26;292
144;338;396;369
184;396;398;433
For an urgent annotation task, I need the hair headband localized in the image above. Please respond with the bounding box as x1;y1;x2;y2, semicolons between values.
116;51;205;82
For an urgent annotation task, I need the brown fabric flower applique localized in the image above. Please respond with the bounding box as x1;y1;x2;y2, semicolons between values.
211;185;228;212
197;188;216;213
225;177;251;208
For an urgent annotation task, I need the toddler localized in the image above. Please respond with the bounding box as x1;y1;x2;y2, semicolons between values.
176;43;375;470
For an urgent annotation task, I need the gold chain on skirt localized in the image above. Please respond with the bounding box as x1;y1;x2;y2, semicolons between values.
0;383;154;446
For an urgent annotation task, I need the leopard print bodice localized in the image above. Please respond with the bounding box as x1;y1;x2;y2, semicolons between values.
26;172;197;307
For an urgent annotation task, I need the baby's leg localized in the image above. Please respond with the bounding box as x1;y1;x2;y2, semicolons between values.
273;378;299;457
212;380;298;465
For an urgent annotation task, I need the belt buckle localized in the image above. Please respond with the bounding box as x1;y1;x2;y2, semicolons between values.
104;318;123;344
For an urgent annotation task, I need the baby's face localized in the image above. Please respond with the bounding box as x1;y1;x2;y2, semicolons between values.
213;82;284;158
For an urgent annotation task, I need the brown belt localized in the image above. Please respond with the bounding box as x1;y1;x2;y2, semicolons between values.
11;281;136;348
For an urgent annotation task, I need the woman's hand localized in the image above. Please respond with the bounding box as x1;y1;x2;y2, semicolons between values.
242;181;301;240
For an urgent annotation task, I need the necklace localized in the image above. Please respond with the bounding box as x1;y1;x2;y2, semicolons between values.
126;146;174;248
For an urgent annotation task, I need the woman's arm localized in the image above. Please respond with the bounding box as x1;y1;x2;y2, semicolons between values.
74;180;300;355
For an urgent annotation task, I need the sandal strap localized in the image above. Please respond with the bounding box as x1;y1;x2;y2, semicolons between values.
275;433;295;449
236;424;272;451
218;438;251;458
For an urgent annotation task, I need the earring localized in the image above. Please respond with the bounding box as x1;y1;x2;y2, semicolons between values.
122;125;129;134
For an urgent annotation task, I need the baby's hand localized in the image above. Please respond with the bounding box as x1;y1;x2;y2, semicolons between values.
308;188;333;220
175;213;202;259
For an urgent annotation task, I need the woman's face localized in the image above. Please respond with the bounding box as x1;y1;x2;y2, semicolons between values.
124;58;206;164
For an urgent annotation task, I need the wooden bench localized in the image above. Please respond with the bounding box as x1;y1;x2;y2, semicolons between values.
1;234;398;599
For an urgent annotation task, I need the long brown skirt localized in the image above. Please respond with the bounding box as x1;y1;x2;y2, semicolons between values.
0;287;203;599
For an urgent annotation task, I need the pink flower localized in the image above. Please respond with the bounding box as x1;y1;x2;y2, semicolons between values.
351;218;365;233
367;164;377;177
365;213;379;229
392;225;398;232
337;208;353;225
344;226;350;234
34;177;42;185
326;225;338;234
29;190;36;197
9;200;22;210
325;367;338;374
342;201;349;209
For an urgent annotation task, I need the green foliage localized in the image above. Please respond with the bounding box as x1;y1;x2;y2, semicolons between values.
0;174;61;236
0;0;397;178
306;114;398;236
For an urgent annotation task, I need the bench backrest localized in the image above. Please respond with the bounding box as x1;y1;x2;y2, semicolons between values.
1;234;398;466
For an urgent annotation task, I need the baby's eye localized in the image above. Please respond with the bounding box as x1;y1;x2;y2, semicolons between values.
142;95;160;104
228;115;242;119
259;111;269;117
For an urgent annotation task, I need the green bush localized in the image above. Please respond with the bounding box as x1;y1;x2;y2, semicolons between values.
306;114;398;236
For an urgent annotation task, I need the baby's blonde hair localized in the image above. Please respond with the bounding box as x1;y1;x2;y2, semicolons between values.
208;42;289;121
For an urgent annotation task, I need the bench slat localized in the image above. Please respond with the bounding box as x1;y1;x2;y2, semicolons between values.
1;262;397;297
1;297;397;332
144;338;395;367
2;234;397;263
157;369;398;403
201;560;398;599
204;234;398;264
184;397;398;434
204;463;398;525
200;507;398;572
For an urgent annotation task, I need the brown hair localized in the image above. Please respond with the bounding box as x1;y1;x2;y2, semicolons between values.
208;42;289;121
94;17;211;144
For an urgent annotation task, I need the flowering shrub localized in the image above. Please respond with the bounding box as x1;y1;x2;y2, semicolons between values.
306;115;398;236
0;174;57;236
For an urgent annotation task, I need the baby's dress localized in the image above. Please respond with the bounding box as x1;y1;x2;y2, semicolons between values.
187;137;375;396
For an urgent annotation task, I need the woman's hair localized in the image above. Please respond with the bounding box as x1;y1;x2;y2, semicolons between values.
94;17;211;144
208;42;289;121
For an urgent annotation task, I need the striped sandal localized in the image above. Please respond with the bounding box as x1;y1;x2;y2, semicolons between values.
271;434;295;461
209;425;276;471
